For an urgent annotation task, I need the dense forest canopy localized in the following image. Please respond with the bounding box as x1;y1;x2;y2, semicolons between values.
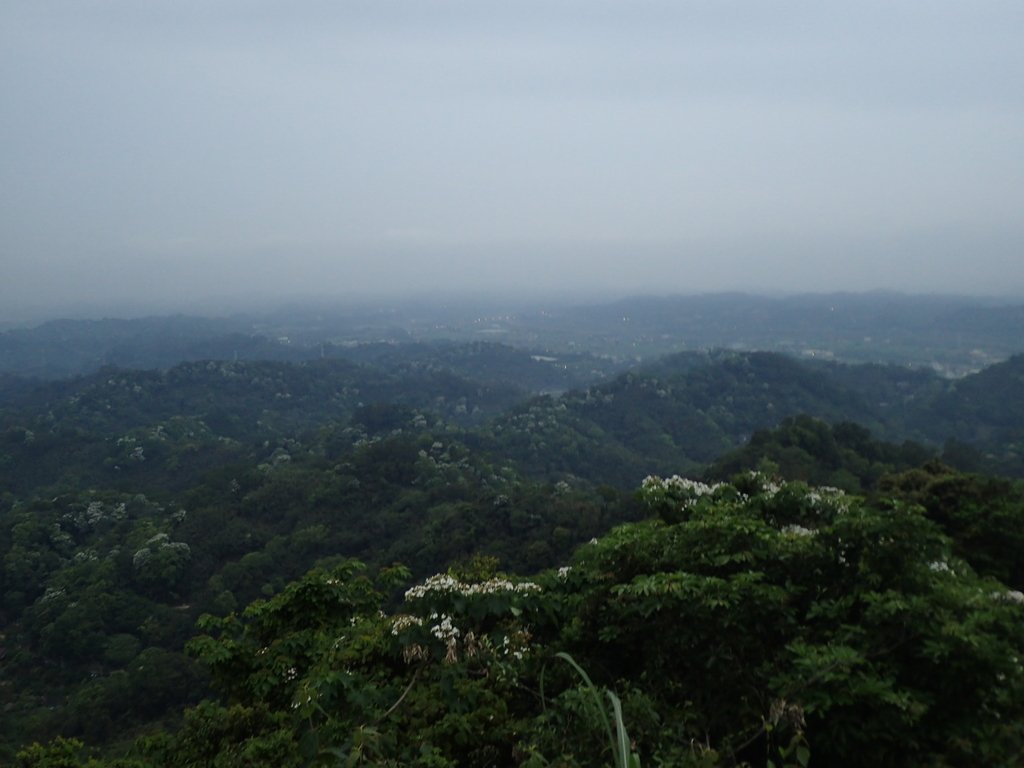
2;299;1024;765
11;475;1024;767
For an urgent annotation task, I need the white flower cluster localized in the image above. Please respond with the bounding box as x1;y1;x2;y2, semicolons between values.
641;475;729;513
430;613;461;663
49;524;73;549
557;566;572;580
132;533;191;569
805;487;849;514
781;524;815;537
642;475;723;497
132;549;151;568
64;500;129;531
429;613;460;642
404;573;541;602
39;586;66;604
391;614;424;635
739;471;783;497
501;630;532;662
994;590;1024;605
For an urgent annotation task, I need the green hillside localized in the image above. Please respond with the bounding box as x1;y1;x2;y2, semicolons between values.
13;474;1024;767
4;345;1024;762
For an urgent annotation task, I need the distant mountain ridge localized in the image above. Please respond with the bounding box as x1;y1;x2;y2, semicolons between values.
3;292;1023;378
0;315;294;378
549;292;1024;370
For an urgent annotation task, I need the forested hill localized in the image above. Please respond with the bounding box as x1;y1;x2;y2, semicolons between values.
0;345;640;757
703;415;936;492
3;345;1024;759
0;358;528;495
484;351;1024;487
915;354;1024;463
3;350;1024;501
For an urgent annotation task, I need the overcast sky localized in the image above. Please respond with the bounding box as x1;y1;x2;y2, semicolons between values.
2;1;1023;319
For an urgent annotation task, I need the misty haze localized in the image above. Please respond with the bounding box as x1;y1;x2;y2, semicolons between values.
3;1;1024;319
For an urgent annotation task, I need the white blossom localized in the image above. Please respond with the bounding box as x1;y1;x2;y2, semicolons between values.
39;587;66;604
642;475;722;497
405;574;541;602
391;614;424;635
429;614;460;642
994;590;1024;605
430;614;461;663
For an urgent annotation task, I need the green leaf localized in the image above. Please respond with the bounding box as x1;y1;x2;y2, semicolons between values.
299;729;319;763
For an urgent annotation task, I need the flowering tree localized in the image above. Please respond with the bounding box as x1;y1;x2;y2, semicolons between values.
21;476;1024;767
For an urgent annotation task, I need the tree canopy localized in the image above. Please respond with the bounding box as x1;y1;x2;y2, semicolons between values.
15;475;1024;767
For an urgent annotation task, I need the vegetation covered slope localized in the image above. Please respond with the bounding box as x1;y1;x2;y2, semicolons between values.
703;415;936;493
0;421;637;756
0;357;530;496
4;348;1024;500
16;475;1024;767
485;351;1024;487
4;346;1024;760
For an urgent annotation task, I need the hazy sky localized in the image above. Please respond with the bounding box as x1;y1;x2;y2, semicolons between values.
2;1;1023;318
